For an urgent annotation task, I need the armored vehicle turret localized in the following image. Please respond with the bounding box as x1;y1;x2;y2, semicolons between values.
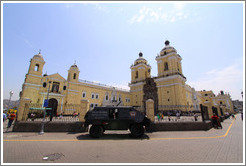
84;106;150;138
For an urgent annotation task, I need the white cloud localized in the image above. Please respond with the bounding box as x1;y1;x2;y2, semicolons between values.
128;5;192;24
18;33;34;49
188;63;243;100
111;81;130;91
173;2;186;11
93;4;109;13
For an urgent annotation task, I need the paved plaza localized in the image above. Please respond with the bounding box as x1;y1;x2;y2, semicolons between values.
2;114;244;164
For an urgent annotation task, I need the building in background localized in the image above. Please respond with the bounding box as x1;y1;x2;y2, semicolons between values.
232;100;243;113
19;40;235;118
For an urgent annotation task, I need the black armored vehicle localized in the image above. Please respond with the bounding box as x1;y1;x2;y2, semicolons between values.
84;106;150;138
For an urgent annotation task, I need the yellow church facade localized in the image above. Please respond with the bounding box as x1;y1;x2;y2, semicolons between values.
19;40;234;118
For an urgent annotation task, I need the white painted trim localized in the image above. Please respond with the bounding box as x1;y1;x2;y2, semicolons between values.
138;67;145;70
49;77;66;83
31;58;45;63
168;56;177;60
130;63;151;69
40;92;66;97
157;83;183;88
155;74;186;82
28;73;43;78
24;86;39;90
68;89;79;92
155;52;182;61
130;89;142;92
128;81;144;87
24;83;42;87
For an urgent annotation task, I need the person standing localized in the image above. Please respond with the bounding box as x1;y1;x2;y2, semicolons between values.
194;113;198;121
241;112;243;121
6;112;16;132
3;112;7;122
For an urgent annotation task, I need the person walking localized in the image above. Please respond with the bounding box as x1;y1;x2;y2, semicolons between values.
6;112;16;132
157;113;160;121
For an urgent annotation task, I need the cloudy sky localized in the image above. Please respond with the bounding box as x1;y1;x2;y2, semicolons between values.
2;2;244;101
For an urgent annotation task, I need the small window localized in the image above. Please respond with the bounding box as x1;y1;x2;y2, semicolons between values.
220;101;223;104
90;104;94;108
167;91;169;93
126;98;130;103
91;93;95;99
35;64;39;71
164;62;169;71
63;86;66;90
82;92;86;98
205;94;208;96
51;82;60;93
96;94;99;99
73;73;76;79
135;71;138;79
168;99;170;102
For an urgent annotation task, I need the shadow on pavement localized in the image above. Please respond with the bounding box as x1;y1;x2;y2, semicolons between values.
76;133;150;140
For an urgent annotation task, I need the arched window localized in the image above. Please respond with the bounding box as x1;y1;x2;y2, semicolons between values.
73;73;76;79
164;62;169;71
105;92;109;101
135;71;138;79
35;64;39;71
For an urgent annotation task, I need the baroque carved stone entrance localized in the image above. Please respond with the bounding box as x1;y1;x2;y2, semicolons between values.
143;78;158;115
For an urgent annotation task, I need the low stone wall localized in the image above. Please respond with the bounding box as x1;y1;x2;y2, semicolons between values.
13;121;88;132
146;121;212;132
13;121;212;133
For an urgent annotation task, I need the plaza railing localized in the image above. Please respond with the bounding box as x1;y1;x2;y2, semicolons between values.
23;103;81;122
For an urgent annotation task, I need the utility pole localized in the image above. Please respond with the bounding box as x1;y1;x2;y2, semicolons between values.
40;81;52;135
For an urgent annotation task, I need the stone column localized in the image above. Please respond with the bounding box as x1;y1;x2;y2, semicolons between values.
17;98;32;121
79;100;89;122
146;99;155;122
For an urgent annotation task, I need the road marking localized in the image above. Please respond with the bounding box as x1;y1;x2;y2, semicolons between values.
3;119;235;142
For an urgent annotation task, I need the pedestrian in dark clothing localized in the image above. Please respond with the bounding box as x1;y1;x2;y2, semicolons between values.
6;112;16;132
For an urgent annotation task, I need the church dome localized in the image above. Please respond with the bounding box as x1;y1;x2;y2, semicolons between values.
33;52;44;61
160;40;177;56
69;63;79;71
134;52;148;65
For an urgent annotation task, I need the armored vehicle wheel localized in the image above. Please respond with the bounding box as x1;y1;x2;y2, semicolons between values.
89;125;103;138
130;124;144;138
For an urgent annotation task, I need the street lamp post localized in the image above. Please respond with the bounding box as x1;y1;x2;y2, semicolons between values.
40;81;52;135
7;91;14;110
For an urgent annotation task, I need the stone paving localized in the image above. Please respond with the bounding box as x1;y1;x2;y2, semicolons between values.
2;114;244;164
